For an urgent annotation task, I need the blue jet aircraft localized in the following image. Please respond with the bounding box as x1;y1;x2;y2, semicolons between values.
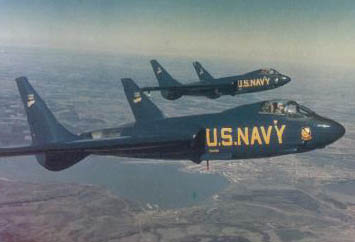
140;60;291;100
0;77;344;171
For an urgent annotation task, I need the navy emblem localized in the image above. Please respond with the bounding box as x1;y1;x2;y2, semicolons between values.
27;94;35;108
301;127;312;141
133;92;142;103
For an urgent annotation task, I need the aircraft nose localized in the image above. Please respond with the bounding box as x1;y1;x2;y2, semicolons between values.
330;120;346;141
315;119;345;146
281;75;291;85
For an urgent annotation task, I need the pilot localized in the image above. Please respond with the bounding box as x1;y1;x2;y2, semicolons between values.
285;104;295;114
272;102;278;113
261;102;269;112
275;103;285;114
269;103;275;113
262;102;274;113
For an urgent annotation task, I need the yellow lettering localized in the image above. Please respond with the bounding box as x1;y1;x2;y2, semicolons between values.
256;79;260;86
238;80;243;88
206;128;218;147
250;127;262;145
260;126;272;145
221;128;233;146
257;79;262;86
237;127;249;145
243;80;249;87
262;79;266;86
264;77;270;85
250;79;256;87
275;125;286;144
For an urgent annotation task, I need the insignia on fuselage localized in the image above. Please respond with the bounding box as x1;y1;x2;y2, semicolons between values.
301;127;312;141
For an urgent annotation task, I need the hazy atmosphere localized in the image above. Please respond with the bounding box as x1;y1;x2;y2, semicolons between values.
0;1;355;242
1;0;355;65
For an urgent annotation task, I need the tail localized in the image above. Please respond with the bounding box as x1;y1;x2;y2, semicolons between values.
150;60;181;87
13;77;87;171
121;78;165;122
150;60;183;100
193;61;214;82
16;77;77;145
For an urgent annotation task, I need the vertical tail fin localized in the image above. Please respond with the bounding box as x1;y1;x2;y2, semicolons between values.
150;60;183;100
15;77;87;171
121;78;165;122
193;61;214;82
15;77;78;145
150;60;182;87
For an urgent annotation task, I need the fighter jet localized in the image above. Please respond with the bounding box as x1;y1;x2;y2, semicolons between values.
0;77;344;171
140;60;291;100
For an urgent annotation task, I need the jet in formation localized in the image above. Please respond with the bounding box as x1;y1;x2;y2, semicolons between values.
140;60;291;100
0;77;345;171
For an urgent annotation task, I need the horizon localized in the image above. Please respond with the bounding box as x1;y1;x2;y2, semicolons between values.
0;0;355;68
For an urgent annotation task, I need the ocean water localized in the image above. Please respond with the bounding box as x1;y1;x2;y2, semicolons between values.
0;156;228;209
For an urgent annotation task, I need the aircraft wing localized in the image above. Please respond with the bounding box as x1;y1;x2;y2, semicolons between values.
0;133;203;157
140;83;232;92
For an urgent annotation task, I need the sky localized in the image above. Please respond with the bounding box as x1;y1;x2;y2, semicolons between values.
0;0;355;65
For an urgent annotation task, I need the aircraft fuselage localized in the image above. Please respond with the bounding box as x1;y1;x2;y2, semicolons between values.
82;101;345;163
144;60;291;100
171;71;290;99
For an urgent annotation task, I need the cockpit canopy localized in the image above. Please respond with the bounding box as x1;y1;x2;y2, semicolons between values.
260;100;315;118
260;69;279;75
